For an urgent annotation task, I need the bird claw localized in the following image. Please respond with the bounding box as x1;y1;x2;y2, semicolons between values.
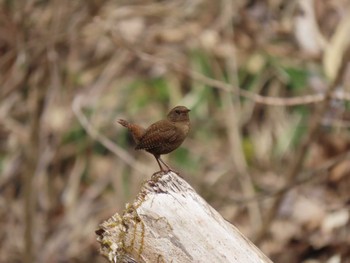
168;168;179;175
151;170;183;181
151;170;167;180
152;170;166;176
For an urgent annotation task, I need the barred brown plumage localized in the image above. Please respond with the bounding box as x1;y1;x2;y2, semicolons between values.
118;106;190;172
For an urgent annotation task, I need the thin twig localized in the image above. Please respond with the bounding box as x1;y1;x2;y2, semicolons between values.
72;95;151;177
218;0;263;233
24;83;44;263
225;150;350;204
254;46;350;243
109;30;350;106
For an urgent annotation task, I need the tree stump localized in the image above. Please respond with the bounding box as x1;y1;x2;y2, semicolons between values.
96;171;272;263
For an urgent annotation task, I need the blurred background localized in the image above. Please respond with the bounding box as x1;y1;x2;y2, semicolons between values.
1;0;350;262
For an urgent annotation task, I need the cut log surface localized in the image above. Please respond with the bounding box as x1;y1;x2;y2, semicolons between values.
96;172;272;263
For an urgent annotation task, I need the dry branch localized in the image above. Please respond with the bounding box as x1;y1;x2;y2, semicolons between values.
96;172;272;263
255;45;350;243
109;32;350;107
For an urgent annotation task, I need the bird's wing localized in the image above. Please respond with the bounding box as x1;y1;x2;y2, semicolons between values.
135;120;179;150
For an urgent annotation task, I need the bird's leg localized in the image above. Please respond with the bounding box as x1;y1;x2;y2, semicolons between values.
158;157;180;174
158;157;171;170
154;155;166;172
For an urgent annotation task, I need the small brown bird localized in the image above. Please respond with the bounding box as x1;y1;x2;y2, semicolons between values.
118;106;191;172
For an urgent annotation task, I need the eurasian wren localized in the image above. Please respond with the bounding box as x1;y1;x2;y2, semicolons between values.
118;106;191;172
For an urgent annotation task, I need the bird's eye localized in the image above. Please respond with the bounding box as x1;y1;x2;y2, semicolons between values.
175;110;181;114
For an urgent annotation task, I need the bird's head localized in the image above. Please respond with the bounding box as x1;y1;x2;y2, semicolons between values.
167;106;190;122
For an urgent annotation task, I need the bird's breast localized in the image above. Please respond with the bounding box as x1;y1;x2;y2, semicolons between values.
174;121;190;136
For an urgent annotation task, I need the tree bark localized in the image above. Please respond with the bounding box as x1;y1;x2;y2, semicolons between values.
96;171;272;263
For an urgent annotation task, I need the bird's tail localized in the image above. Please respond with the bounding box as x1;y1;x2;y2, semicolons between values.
117;119;146;144
117;119;130;128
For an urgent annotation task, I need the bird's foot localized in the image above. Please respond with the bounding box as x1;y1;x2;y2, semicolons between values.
152;170;166;176
168;168;179;175
151;170;167;180
164;168;183;178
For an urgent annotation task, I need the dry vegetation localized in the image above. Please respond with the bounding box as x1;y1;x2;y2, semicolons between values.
1;0;350;262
